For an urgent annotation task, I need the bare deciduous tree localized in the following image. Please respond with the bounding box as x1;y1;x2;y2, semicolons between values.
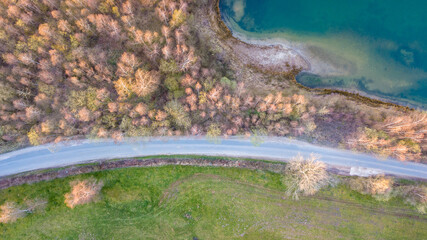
0;199;47;223
133;69;160;97
78;107;91;122
64;178;104;208
0;202;26;223
284;154;330;200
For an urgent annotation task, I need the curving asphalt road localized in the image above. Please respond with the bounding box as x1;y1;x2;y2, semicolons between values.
0;136;426;179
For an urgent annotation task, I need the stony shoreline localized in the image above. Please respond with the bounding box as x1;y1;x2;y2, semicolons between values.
226;22;355;77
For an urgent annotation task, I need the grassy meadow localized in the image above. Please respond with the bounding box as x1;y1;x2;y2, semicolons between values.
0;164;426;239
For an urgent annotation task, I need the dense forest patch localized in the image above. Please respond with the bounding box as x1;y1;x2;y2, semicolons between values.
0;0;425;162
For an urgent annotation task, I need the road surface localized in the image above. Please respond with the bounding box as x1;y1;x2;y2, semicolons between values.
0;137;426;179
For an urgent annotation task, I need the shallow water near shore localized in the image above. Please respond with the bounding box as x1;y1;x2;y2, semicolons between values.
220;0;427;108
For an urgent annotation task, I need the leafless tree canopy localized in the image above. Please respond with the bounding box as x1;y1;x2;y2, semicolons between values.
64;178;104;208
0;0;425;163
284;154;330;200
0;199;47;223
0;202;26;223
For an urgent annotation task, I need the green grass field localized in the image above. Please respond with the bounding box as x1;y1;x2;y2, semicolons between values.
1;165;426;239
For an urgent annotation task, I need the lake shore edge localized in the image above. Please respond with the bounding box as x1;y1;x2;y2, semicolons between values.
211;0;416;110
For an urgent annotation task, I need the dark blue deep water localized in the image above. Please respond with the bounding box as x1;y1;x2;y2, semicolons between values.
220;0;427;108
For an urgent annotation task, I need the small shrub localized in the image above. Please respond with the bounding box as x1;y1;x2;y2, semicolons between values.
220;77;236;90
170;9;186;28
348;175;394;201
165;100;191;129
397;185;427;214
0;199;47;223
65;178;104;208
206;124;221;143
159;59;179;74
27;127;41;146
0;202;26;223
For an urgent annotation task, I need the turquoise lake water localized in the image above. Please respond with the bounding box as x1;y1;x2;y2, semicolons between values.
220;0;427;108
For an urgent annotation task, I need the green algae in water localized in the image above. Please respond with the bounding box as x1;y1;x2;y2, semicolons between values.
220;0;427;108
